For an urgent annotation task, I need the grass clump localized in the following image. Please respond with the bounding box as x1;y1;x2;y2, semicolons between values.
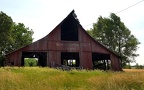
0;67;144;90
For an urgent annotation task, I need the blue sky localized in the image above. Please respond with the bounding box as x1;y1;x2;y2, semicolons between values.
0;0;144;65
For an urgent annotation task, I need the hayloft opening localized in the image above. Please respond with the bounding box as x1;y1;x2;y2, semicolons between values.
21;52;47;67
61;52;79;67
61;15;78;41
92;53;111;70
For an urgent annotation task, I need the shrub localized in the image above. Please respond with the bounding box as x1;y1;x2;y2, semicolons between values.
24;58;38;66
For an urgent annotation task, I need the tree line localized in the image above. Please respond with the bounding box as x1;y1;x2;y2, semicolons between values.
0;11;33;66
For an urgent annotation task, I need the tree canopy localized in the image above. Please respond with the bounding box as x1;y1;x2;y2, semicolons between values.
6;23;34;53
87;13;140;66
0;11;34;66
0;11;13;55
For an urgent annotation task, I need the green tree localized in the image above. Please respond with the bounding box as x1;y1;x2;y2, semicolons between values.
0;11;13;66
6;23;34;53
87;13;140;67
0;11;34;66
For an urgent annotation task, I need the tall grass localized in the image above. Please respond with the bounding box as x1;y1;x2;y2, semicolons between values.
0;67;144;90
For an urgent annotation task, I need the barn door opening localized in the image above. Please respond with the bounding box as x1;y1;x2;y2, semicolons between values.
61;52;79;67
92;53;111;70
21;52;47;67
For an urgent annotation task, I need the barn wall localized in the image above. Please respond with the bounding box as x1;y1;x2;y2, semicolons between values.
47;26;60;41
79;27;109;54
6;50;21;66
48;51;57;64
6;24;122;70
80;52;93;69
36;40;47;50
110;54;122;71
46;25;95;69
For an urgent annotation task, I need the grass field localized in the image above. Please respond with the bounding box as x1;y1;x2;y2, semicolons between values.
0;67;144;90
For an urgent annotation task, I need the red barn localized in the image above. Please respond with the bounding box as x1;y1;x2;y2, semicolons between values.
6;10;122;71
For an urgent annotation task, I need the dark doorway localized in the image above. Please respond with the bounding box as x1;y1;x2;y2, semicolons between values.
92;53;111;70
61;14;78;41
61;52;79;67
21;52;47;67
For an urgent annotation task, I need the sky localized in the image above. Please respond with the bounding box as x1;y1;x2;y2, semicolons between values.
0;0;144;65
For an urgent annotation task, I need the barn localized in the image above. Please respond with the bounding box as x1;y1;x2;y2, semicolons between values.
6;10;122;71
